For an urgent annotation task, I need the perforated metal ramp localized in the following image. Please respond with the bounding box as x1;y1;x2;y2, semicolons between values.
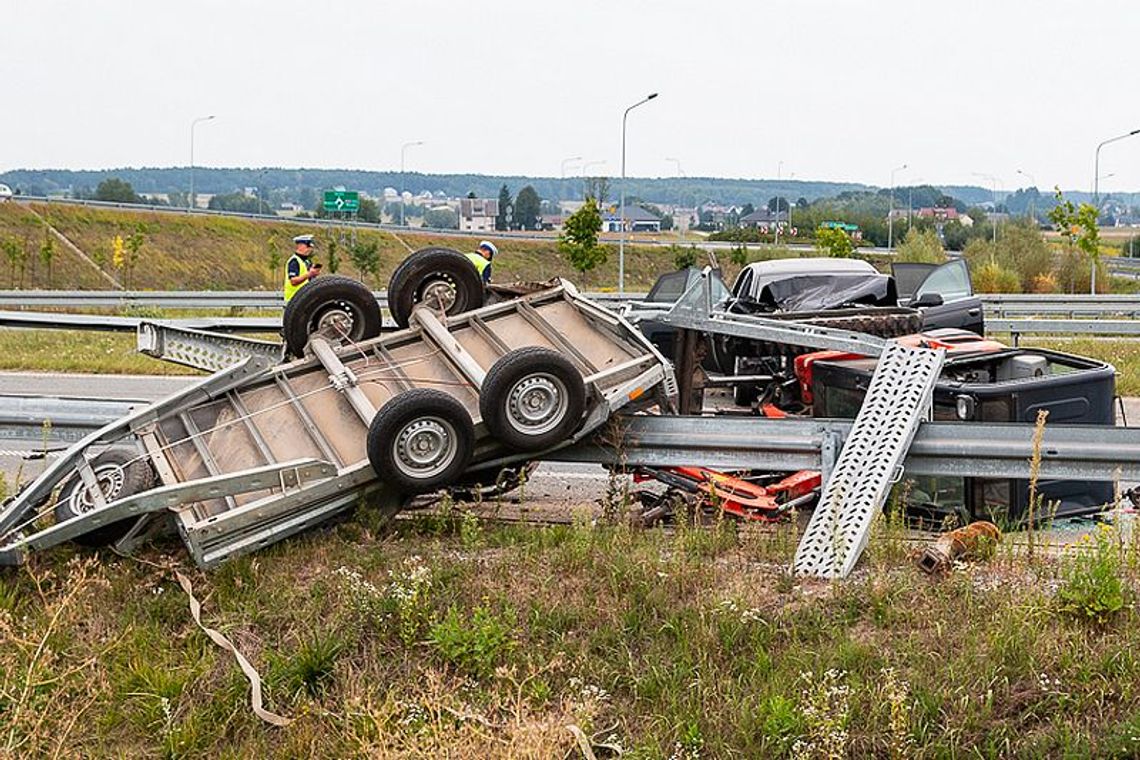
794;342;945;578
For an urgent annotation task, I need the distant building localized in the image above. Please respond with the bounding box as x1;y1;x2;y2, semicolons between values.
459;197;500;232
740;208;788;229
915;207;960;221
601;204;661;233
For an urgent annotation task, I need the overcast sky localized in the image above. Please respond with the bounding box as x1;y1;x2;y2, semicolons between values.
3;1;1138;192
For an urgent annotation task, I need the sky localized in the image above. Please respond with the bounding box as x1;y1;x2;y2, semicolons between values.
2;0;1138;192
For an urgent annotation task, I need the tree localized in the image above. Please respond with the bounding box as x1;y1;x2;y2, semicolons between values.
1048;188;1102;292
584;177;610;205
39;225;54;286
209;192;262;214
815;226;854;258
740;202;755;218
357;197;380;224
514;185;541;230
124;225;145;288
2;237;20;287
496;185;512;231
325;237;340;273
767;196;790;213
94;178;140;204
894;228;944;263
349;239;380;282
558;197;606;274
266;236;282;284
424;207;458;229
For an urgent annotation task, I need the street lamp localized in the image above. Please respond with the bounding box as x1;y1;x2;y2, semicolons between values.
619;92;658;294
560;156;581;216
887;163;907;251
560;155;582;180
400;140;424;227
1094;128;1140;207
1016;168;1037;221
189;115;215;210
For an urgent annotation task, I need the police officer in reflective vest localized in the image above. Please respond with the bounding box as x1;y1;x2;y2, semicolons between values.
284;234;322;302
466;240;496;283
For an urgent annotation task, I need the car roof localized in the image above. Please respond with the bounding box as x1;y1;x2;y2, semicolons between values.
741;257;877;276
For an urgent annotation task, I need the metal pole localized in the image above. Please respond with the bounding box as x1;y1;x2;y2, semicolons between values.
1094;129;1140;208
400;140;423;227
775;161;783;246
1016;168;1036;221
560;155;581;218
189;115;215;210
619;92;658;294
666;157;684;239
888;163;906;251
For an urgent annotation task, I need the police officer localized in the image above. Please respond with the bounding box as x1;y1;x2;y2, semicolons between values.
466;240;496;284
284;234;322;302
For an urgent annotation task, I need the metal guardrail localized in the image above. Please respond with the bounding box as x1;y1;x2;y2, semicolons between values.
2;396;1138;484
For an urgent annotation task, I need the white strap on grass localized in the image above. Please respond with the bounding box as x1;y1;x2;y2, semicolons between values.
175;570;291;727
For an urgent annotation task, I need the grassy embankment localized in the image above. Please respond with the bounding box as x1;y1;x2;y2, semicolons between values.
3;497;1140;757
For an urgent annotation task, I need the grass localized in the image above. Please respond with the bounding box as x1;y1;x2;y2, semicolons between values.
3;502;1140;757
1018;337;1140;396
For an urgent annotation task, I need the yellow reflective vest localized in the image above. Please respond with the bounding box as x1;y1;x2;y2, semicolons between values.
465;252;491;282
283;254;311;302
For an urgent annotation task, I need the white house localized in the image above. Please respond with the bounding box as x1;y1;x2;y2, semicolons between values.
459;197;500;232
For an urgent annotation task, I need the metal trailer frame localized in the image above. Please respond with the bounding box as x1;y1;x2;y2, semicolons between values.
0;281;675;568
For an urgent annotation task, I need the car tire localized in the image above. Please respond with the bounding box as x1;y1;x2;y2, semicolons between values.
283;275;382;357
368;389;475;495
53;445;156;547
387;248;485;328
479;347;586;452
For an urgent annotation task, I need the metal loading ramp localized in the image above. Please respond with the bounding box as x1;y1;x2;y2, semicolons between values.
794;342;945;578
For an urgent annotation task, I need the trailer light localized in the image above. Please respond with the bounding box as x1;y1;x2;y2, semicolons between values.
628;387;645;401
955;395;976;420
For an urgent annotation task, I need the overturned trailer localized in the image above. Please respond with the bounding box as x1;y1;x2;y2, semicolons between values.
0;278;674;568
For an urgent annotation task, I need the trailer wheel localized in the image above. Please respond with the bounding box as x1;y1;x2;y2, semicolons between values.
368;389;475;494
480;347;586;452
387;248;485;328
53;446;156;547
283;275;382;357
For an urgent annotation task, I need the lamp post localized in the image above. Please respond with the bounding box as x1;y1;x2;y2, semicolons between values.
887;163;907;251
581;160;606;202
619;92;658;294
1094;129;1140;208
560;156;581;218
400;140;424;227
189;115;215;210
1016;168;1036;221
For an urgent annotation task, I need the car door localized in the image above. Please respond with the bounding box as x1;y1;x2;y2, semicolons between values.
892;259;984;334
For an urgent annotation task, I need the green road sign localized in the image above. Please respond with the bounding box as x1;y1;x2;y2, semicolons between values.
323;190;360;213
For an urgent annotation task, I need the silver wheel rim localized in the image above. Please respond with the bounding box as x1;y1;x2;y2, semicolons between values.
420;277;457;312
313;302;356;338
392;416;457;480
64;463;125;516
506;373;568;436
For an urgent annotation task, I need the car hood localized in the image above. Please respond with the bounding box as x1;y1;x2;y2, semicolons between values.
755;273;898;311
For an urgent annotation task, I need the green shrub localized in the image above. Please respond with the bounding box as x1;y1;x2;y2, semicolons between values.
429;605;516;677
1057;524;1131;625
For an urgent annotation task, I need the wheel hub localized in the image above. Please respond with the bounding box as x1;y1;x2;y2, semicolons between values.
394;417;456;478
420;277;458;312
68;464;125;515
312;302;357;340
507;374;567;434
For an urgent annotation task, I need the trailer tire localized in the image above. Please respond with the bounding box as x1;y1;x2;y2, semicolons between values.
283;275;382;358
480;347;586;452
387;248;485;328
53;446;156;547
368;389;475;494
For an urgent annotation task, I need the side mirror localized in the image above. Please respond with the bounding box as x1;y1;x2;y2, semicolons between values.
912;292;944;308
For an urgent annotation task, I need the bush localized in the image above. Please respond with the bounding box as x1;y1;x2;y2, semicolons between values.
1057;524;1131;625
894;228;943;263
815;227;854;258
429;605;516;677
671;244;699;270
973;259;1020;293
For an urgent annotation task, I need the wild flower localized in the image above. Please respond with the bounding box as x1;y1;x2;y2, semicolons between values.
881;667;913;758
387;555;433;644
334;565;387;633
792;668;850;760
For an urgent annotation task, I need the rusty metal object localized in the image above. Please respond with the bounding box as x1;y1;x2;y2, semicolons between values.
917;520;1001;574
